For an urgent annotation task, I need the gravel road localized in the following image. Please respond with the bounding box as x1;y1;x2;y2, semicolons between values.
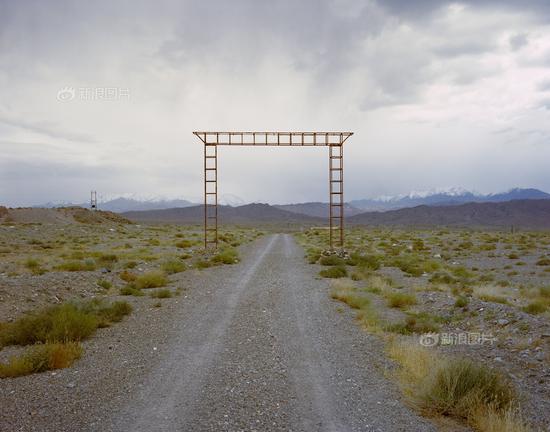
1;234;436;432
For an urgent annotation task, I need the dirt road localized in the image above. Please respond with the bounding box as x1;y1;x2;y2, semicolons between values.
1;234;435;431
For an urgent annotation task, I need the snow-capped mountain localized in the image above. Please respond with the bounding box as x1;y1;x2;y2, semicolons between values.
349;188;550;211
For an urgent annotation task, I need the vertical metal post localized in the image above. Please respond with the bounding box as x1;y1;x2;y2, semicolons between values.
90;191;97;211
204;143;218;249
329;142;344;249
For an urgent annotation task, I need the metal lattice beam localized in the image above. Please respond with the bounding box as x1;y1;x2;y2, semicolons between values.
193;131;353;250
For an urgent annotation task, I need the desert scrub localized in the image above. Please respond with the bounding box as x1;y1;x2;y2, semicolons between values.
119;270;137;282
56;259;96;271
331;283;370;310
161;259;186;274
0;342;82;378
211;247;239;265
120;285;144;296
0;299;132;348
319;255;346;266
319;265;347;278
150;288;172;299
386;292;417;309
384;313;440;335
388;340;528;431
135;271;168;289
522;300;548;315
97;279;112;290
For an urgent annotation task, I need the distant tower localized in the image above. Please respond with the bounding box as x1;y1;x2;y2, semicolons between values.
90;191;98;211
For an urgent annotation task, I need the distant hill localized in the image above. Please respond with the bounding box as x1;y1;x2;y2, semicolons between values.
36;197;197;213
0;207;131;225
348;199;550;229
123;203;323;225
349;188;550;211
274;202;364;218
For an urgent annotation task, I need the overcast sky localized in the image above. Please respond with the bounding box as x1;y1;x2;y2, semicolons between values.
1;0;550;206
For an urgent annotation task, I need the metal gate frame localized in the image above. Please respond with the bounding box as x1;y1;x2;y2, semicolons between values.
193;131;353;250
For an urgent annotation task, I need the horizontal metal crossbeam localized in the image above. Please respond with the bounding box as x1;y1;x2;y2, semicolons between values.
193;131;352;146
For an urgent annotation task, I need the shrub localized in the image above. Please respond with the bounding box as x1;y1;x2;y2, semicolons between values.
135;271;168;289
124;260;138;269
0;300;131;347
0;342;82;378
120;285;144;296
319;265;347;278
119;270;137;282
319;255;346;266
150;289;172;299
97;253;118;264
388;341;521;430
57;258;96;272
522;301;547;315
417;358;514;419
211;248;239;264
97;279;112;290
536;257;550;266
351;254;382;270
454;296;469;308
25;258;40;270
161;259;186;274
386;292;417;309
175;239;194;248
385;315;439;335
331;287;370;309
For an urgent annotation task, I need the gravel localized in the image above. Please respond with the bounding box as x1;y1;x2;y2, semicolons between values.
1;234;435;431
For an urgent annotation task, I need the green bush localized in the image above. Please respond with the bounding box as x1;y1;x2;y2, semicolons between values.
150;289;172;299
522;301;547;315
161;259;186;274
319;266;347;278
454;296;469;308
386;292;417;309
135;271;168;289
319;255;346;266
0;300;132;347
56;259;96;272
0;342;82;378
417;358;514;418
120;285;144;296
211;248;239;264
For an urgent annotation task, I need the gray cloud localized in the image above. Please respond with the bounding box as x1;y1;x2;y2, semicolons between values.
1;0;550;206
0;115;96;143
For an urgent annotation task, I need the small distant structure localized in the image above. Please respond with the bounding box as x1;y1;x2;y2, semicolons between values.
90;191;98;211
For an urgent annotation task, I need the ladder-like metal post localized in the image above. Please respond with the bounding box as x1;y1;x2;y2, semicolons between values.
329;141;344;249
204;143;218;249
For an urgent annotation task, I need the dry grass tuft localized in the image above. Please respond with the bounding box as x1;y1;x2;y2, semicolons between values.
135;271;168;289
0;342;82;378
388;340;530;432
386;292;417;309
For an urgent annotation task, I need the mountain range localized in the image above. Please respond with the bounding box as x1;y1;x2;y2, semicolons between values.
34;188;550;215
122;199;550;230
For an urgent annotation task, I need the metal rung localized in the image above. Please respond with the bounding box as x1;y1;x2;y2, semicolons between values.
205;168;217;170
206;192;217;195
205;180;216;183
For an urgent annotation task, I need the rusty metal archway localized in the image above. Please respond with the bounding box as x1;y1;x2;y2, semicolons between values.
193;131;353;250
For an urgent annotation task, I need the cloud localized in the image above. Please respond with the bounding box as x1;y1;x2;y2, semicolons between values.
1;0;550;206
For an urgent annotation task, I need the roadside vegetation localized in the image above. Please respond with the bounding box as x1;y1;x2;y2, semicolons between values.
0;299;131;378
297;226;550;431
0;222;263;378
